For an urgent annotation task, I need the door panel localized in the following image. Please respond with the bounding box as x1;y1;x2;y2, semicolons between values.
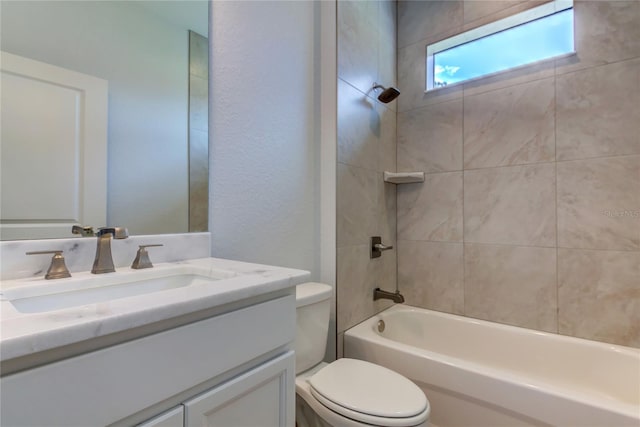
0;51;107;240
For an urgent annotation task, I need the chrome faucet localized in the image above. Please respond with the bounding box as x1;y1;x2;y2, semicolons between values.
92;227;129;274
374;288;405;303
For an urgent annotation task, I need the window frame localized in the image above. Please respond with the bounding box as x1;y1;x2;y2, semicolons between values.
425;0;575;91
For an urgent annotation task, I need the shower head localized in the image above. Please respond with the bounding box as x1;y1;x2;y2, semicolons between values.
373;83;400;103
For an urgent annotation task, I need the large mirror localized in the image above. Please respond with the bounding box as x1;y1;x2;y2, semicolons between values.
0;0;209;240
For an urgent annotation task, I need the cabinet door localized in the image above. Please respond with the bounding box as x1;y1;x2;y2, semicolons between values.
184;351;294;427
138;406;184;427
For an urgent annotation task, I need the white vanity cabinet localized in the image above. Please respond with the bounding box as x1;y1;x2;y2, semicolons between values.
183;352;294;427
138;407;185;427
1;293;296;427
137;352;294;427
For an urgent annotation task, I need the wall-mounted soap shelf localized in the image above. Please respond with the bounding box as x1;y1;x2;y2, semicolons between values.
383;171;425;184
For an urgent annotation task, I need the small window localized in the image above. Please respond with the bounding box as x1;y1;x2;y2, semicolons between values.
426;0;574;90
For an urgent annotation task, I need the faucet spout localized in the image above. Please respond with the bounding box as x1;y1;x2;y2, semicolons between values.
91;227;128;274
71;225;95;237
373;288;405;303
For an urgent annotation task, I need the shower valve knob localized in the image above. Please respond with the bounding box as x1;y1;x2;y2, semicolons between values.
371;236;393;258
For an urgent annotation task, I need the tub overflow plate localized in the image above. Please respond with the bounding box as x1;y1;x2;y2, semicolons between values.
377;319;385;333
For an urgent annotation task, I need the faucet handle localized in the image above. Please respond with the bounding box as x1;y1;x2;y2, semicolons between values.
370;236;393;258
131;244;163;269
97;227;129;239
26;250;72;280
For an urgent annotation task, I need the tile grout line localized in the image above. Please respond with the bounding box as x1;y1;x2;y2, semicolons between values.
395;238;640;253
400;59;640;117
409;152;640;177
554;67;560;335
555;153;640;164
461;81;466;316
399;54;640;114
391;61;399;294
554;54;640;78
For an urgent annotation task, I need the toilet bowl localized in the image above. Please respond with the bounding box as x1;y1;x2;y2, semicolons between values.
295;283;430;427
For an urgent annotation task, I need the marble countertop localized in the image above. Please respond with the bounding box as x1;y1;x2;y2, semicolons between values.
0;257;310;363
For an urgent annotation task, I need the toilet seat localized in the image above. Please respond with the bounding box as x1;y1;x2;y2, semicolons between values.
307;358;430;427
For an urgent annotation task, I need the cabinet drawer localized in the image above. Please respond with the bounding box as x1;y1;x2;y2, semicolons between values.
1;295;295;427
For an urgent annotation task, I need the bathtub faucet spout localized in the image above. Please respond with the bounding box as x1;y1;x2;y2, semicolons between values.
374;288;405;303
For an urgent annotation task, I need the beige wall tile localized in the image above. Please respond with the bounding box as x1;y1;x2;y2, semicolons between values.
397;172;463;242
337;163;378;248
379;243;398;297
464;163;556;246
557;155;640;250
556;1;640;75
336;0;398;343
558;248;640;347
379;49;398;114
377;77;398;249
398;0;463;49
463;0;545;27
398;41;463;113
378;179;398;291
338;79;379;169
462;60;555;98
464;243;557;332
379;0;398;101
463;0;524;24
337;244;392;333
464;78;555;169
398;240;464;314
378;179;397;245
556;59;640;161
338;0;378;95
398;99;463;173
378;102;397;173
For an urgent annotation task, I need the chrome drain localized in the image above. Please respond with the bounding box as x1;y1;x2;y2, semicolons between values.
377;319;385;333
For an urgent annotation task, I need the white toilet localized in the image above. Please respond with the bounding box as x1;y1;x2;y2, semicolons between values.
295;282;430;427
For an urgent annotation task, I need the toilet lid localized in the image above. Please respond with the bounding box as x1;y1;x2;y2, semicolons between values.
308;359;428;421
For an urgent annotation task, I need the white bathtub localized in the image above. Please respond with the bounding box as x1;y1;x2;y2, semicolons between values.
344;305;640;427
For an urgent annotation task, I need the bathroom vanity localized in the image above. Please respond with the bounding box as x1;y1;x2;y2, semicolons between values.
0;257;309;426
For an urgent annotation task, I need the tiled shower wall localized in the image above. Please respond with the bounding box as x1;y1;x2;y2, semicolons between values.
396;0;639;347
336;0;398;345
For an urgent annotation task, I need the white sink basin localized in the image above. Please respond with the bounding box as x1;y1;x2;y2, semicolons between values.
1;266;236;314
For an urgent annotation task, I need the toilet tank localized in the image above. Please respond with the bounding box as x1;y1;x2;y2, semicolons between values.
295;282;332;374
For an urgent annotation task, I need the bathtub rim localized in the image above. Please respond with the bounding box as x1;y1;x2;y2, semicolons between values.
344;304;640;422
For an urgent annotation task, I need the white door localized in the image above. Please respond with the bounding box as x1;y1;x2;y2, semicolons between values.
0;51;107;240
184;352;295;427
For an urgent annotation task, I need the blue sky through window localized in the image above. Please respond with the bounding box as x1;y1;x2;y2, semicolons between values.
433;9;574;87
